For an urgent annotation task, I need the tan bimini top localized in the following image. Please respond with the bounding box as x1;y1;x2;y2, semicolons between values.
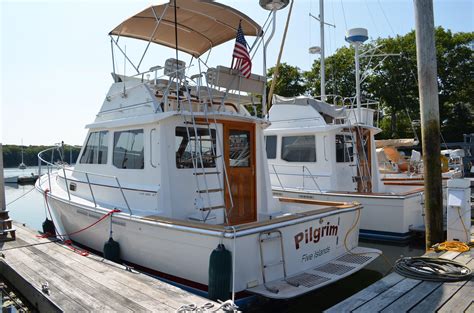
109;0;262;58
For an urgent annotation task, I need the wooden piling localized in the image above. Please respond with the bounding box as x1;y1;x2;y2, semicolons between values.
413;0;444;249
0;143;6;211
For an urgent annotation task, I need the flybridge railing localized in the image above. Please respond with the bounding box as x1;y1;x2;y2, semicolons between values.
269;164;331;193
312;94;381;127
38;146;133;215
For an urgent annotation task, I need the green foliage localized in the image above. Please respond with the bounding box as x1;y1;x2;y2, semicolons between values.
267;63;306;98
267;27;473;142
2;145;81;168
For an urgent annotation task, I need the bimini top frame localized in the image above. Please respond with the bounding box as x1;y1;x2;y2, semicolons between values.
109;0;262;58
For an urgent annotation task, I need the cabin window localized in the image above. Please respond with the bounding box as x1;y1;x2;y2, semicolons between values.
80;131;108;164
175;127;216;169
113;129;144;169
281;136;316;162
229;130;251;167
265;135;277;159
336;135;354;163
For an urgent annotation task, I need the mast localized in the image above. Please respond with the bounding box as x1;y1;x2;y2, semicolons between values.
319;0;325;101
309;1;334;102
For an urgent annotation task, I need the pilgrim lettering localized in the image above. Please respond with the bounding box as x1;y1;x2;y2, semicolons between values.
294;222;338;249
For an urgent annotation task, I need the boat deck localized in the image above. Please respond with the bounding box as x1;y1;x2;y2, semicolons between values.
0;222;222;312
325;227;474;312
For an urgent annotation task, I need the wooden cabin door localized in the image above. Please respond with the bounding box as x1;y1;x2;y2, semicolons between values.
223;122;256;225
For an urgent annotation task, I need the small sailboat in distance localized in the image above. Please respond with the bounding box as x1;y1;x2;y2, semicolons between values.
18;140;27;169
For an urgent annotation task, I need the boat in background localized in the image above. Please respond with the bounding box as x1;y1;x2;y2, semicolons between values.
375;139;463;182
18;140;27;170
36;0;378;302
265;95;427;242
4;176;18;184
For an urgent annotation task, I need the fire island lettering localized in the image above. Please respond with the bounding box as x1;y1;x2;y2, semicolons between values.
294;222;338;249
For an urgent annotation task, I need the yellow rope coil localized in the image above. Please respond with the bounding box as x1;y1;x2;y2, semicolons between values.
436;241;470;253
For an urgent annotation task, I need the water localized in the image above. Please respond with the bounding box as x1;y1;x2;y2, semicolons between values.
2;175;425;312
4;166;42;179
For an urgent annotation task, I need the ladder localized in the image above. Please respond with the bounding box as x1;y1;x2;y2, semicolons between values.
177;70;230;223
0;210;16;242
258;230;299;293
346;118;372;193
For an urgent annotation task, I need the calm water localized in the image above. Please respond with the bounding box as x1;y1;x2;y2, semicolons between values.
3;172;425;312
4;166;42;178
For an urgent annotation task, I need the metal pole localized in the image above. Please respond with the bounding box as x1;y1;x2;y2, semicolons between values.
0;144;6;212
319;0;326;101
263;10;277;117
354;42;362;123
267;0;295;109
413;0;444;249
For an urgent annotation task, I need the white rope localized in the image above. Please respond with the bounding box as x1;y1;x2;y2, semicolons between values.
176;299;240;313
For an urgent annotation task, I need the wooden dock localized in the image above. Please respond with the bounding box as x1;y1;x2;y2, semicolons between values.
0;222;221;312
326;229;474;312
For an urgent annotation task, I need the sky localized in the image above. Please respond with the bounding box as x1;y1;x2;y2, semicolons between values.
1;0;473;146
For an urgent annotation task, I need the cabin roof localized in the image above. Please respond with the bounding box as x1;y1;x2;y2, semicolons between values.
271;95;346;119
109;0;262;58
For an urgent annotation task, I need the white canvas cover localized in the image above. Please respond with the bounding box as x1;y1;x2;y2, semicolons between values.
110;0;262;57
272;95;346;119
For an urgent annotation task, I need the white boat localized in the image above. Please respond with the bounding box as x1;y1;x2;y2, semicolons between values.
265;95;429;241
35;0;378;302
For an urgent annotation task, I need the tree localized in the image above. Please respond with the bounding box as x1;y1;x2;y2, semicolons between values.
266;63;306;98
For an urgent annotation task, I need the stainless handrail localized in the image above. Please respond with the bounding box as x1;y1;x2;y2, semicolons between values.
269;164;326;192
38;146;133;215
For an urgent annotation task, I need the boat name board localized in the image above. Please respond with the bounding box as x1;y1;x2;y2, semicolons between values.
294;222;338;250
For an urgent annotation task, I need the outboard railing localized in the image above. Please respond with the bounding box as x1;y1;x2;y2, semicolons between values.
38;146;133;215
269;164;330;192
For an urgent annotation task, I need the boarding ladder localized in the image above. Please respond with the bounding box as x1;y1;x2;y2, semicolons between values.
258;230;299;293
165;58;230;223
346;117;372;193
0;210;16;241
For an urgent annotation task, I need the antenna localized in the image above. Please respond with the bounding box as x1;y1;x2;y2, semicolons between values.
345;28;368;123
309;0;336;102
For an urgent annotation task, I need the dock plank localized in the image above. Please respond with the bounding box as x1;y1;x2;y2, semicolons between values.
409;256;474;313
17;238;147;312
324;272;405;312
437;279;474;313
4;248;93;312
352;277;421;313
1;222;221;312
380;252;473;312
326;226;474;313
14;226;202;310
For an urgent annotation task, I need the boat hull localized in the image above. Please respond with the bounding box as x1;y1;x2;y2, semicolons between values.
40;184;376;298
272;188;425;242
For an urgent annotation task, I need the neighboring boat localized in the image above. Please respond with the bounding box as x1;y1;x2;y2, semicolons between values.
35;0;378;302
4;176;18;183
375;139;463;182
265;95;428;241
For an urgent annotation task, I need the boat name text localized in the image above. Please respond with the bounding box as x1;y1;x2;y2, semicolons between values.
301;246;331;262
294;222;338;250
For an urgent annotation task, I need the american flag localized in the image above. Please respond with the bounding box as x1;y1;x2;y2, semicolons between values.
232;23;252;78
